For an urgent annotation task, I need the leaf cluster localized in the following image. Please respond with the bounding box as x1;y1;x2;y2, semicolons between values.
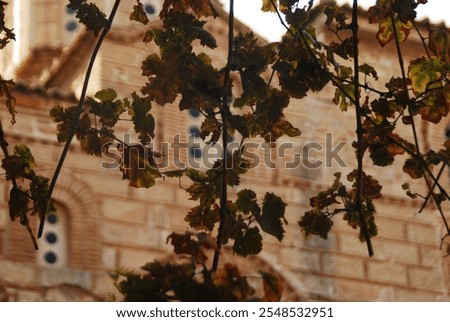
67;0;108;36
142;12;222;112
0;1;15;49
367;0;419;47
225;189;287;257
50;89;160;188
319;0;449;221
1;144;55;240
112;259;281;301
299;172;380;242
173;152;287;257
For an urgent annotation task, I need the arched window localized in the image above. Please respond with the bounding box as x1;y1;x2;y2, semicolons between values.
189;108;201;118
144;3;156;15
64;3;79;34
37;206;69;268
143;1;160;18
187;109;203;163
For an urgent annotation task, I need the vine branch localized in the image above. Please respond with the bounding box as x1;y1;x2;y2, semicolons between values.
0;120;38;249
212;0;234;272
390;12;450;235
39;0;121;238
352;0;373;257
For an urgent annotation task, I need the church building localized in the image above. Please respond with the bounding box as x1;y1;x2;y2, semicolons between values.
0;0;449;301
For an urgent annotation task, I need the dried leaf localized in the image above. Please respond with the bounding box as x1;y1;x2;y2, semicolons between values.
130;0;149;25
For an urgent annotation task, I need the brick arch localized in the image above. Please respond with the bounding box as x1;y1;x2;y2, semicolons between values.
4;171;101;269
48;171;101;270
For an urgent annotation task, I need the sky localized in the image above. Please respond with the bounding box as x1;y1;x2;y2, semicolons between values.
219;0;450;42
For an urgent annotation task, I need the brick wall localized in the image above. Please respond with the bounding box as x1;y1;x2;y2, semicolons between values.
0;1;449;301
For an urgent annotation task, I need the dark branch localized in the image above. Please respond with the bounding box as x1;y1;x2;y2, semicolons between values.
352;0;373;257
212;0;234;272
39;0;122;238
390;12;450;235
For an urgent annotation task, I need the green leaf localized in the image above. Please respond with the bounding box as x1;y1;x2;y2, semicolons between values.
130;0;150;25
13;144;36;171
232;226;263;257
408;57;443;95
256;192;287;242
408;57;449;123
94;88;117;102
332;83;355;111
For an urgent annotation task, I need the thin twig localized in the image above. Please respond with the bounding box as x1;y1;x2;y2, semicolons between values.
39;0;122;238
418;163;446;213
334;75;391;96
388;136;450;205
352;0;373;257
212;0;234;272
270;0;292;35
390;12;450;235
413;21;431;58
